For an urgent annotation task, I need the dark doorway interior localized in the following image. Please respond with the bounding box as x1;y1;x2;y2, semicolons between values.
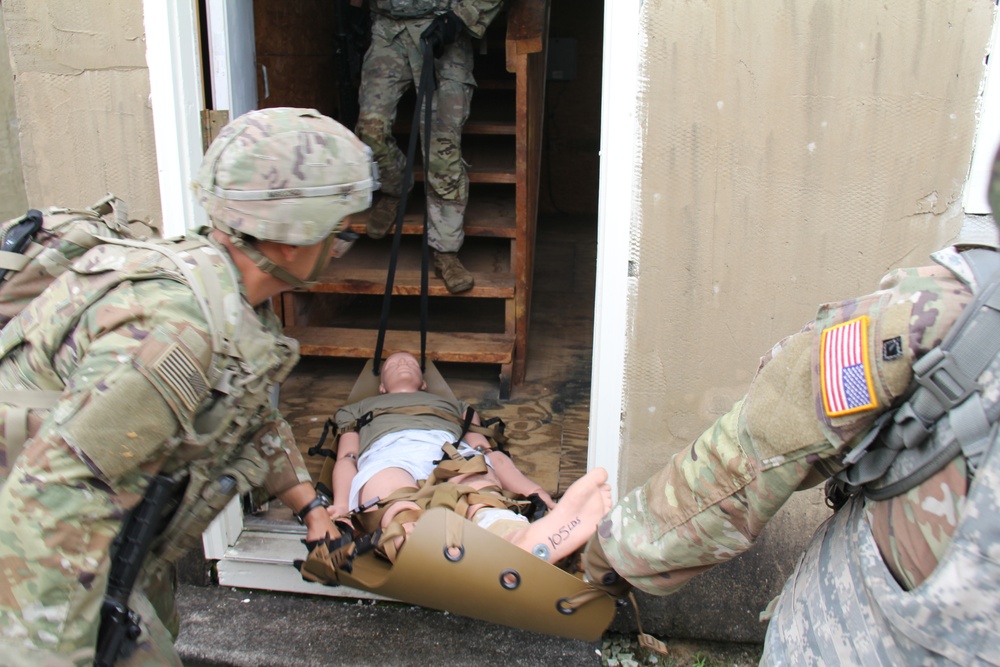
245;0;603;498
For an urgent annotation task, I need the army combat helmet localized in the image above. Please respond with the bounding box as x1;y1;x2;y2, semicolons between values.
193;107;378;289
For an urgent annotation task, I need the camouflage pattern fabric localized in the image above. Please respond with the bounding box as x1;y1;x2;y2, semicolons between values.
355;0;502;253
372;0;451;20
590;259;975;597
0;195;154;328
0;236;310;666
193;107;375;247
761;416;1000;665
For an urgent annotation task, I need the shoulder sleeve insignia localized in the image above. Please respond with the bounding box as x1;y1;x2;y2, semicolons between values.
150;341;210;413
820;315;878;418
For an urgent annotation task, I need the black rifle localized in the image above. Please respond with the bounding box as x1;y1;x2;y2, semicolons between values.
0;210;43;281
94;474;178;667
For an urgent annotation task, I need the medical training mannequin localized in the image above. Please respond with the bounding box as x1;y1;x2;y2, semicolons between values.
331;352;612;563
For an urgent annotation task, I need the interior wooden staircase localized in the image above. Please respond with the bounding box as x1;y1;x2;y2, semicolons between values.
277;0;550;398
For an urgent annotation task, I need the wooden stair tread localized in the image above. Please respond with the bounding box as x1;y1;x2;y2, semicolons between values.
313;236;514;297
346;187;516;238
287;326;515;364
309;268;514;297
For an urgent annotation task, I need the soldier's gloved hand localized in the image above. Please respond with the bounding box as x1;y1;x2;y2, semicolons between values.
582;533;633;597
295;531;357;585
421;10;465;58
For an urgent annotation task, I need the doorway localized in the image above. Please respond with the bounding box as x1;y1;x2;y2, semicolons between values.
188;0;615;593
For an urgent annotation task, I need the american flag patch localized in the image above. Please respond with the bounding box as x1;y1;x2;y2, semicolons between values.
820;316;878;418
156;343;209;412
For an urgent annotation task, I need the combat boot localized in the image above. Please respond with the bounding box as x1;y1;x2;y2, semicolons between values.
366;195;401;239
433;251;474;293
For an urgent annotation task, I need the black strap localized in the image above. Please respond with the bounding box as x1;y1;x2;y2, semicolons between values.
373;38;437;376
307;418;340;459
457;405;475;444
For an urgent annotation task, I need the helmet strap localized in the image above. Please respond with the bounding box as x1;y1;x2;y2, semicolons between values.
226;228;336;291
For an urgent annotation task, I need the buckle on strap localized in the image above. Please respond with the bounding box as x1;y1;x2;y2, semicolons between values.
356;410;375;429
913;346;979;411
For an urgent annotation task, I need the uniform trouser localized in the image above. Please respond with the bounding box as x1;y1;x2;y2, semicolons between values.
355;29;472;254
0;441;182;666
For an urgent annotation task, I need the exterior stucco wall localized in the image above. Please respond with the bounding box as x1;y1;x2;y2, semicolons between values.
0;8;26;220
1;0;161;224
618;0;996;642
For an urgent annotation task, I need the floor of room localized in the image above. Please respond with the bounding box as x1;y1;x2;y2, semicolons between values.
277;215;597;503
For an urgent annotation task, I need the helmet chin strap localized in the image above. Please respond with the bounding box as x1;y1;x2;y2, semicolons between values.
224;226;337;291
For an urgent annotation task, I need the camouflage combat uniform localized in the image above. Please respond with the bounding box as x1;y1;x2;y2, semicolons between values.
0;108;376;667
356;0;502;252
0;236;308;666
588;158;1000;664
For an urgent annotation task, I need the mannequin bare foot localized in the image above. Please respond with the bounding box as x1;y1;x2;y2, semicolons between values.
507;467;612;562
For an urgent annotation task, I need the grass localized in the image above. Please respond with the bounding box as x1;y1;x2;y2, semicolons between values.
601;632;762;667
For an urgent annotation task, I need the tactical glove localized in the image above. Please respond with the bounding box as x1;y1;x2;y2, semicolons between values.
295;530;357;585
421;10;465;59
582;533;633;597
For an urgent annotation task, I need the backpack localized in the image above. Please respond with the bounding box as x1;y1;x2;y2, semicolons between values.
827;246;1000;505
0;194;158;328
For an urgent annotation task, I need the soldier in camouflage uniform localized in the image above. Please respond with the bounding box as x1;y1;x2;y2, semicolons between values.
354;0;503;293
0;107;377;666
583;150;1000;665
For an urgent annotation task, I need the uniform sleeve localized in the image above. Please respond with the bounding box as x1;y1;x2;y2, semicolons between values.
335;399;364;431
250;410;313;497
596;264;973;596
0;279;204;655
451;0;503;39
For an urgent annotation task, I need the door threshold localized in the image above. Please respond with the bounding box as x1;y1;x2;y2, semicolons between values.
216;527;393;602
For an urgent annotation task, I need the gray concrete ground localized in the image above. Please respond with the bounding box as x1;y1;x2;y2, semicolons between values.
175;584;604;667
174;584;763;667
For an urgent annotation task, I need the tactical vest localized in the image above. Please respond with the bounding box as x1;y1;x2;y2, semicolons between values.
372;0;451;19
762;248;1000;665
0;235;299;574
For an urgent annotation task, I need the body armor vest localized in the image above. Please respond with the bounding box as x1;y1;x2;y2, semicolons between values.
0;235;299;573
372;0;451;19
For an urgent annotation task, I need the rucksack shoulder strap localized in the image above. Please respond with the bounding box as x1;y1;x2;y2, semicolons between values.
99;235;242;359
833;248;1000;500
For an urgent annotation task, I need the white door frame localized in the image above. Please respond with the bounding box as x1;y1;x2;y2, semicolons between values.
589;0;641;500
143;0;207;239
205;0;258;117
143;0;255;557
964;10;1000;214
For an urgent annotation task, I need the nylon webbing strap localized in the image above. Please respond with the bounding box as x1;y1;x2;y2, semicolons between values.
836;253;1000;497
0;252;30;272
887;270;1000;451
357;405;507;446
0;389;61;467
418;38;434;372
373;37;437;376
